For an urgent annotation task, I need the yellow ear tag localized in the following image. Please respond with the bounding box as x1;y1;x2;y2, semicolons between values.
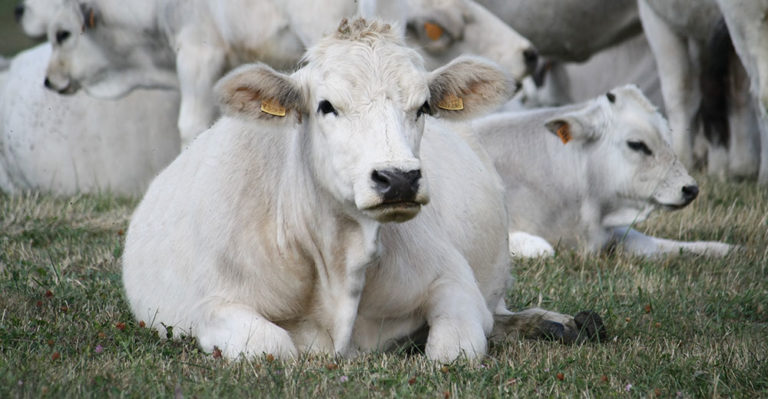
437;94;464;111
424;22;444;41
87;9;96;29
260;98;286;117
556;123;572;144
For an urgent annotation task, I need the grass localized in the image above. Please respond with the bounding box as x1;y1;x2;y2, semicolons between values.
1;174;766;398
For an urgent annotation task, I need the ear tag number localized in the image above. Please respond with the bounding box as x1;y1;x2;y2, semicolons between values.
260;99;286;117
437;94;464;111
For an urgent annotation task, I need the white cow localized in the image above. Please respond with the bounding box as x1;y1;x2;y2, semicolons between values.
0;43;179;196
474;85;736;257
638;0;761;181
716;0;768;184
475;0;641;62
123;19;601;362
41;0;534;149
14;0;67;38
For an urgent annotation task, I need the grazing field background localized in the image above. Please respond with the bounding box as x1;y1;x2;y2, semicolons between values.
1;173;766;397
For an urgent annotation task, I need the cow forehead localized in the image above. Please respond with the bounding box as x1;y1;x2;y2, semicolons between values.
304;40;430;109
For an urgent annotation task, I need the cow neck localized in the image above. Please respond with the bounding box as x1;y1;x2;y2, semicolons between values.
275;124;382;295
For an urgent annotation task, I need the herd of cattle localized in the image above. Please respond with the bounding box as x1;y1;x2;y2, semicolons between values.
1;0;758;360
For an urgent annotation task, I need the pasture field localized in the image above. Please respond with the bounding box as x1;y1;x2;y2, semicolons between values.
0;173;766;398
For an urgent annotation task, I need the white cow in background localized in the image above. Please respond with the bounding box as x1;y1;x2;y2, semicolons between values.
474;85;736;257
638;0;761;181
123;19;602;362
716;0;768;185
475;0;641;62
40;0;535;149
516;34;663;111
0;44;179;196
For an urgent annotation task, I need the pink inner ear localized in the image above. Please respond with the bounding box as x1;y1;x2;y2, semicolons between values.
556;123;572;144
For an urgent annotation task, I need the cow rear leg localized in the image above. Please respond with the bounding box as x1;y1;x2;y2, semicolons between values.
196;302;297;360
491;306;606;344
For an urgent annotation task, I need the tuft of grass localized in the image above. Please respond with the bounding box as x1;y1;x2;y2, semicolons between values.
1;174;767;397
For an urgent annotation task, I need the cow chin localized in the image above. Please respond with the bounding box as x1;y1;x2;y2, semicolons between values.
363;202;423;223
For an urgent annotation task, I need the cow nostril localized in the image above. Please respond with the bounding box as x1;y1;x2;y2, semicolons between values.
371;169;421;202
682;185;699;201
14;5;24;22
523;48;539;70
43;78;53;89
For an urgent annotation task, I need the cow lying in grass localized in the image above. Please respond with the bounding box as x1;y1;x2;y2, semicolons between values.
123;19;602;361
0;43;179;195
474;85;736;257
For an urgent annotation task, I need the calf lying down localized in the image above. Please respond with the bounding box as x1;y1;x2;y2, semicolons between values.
122;20;602;362
474;85;736;257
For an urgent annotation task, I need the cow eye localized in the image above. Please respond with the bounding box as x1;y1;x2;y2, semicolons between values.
416;101;432;119
317;100;337;116
55;30;71;44
627;140;653;156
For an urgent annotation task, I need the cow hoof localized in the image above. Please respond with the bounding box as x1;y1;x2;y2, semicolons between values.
534;320;567;341
574;310;607;342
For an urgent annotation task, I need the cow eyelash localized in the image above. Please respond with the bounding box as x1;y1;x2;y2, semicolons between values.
56;30;71;44
317;100;338;116
416;101;432;119
627;140;653;156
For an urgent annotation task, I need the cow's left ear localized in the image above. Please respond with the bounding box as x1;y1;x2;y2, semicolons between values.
215;63;306;121
427;56;516;120
543;104;604;145
80;3;99;30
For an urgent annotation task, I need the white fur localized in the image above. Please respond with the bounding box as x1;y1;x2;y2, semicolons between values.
715;0;768;184
475;85;736;257
0;43;179;195
123;21;528;361
638;0;762;180
40;0;531;150
508;232;555;258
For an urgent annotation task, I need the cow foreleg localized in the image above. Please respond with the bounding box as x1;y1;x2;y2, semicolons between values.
196;302;298;360
639;0;701;168
611;226;736;257
423;275;493;362
175;34;226;150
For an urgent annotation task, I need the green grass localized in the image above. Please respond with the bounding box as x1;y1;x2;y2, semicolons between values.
1;175;767;398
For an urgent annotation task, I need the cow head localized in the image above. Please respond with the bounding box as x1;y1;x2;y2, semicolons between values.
544;85;699;227
216;18;514;223
405;0;537;85
43;1;177;98
15;0;68;38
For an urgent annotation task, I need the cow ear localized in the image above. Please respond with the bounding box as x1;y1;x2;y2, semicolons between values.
80;3;98;30
427;56;516;120
544;104;604;144
215;64;305;121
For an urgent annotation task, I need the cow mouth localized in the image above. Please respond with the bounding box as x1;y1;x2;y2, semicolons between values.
44;78;80;95
657;198;694;211
363;201;422;223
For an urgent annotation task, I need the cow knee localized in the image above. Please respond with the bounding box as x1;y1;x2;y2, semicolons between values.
425;318;487;362
197;305;297;360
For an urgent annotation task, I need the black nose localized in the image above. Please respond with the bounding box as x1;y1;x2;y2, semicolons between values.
14;4;25;22
371;169;421;203
43;77;53;89
681;185;699;203
523;47;539;74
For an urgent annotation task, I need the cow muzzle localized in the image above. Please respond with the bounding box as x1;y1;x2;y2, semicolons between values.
363;168;429;223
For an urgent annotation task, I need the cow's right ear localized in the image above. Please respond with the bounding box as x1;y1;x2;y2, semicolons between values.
215;64;305;121
543;104;604;144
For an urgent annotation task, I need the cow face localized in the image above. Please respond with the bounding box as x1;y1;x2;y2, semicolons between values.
405;0;537;83
216;19;513;224
15;0;67;38
545;85;698;226
43;2;176;98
